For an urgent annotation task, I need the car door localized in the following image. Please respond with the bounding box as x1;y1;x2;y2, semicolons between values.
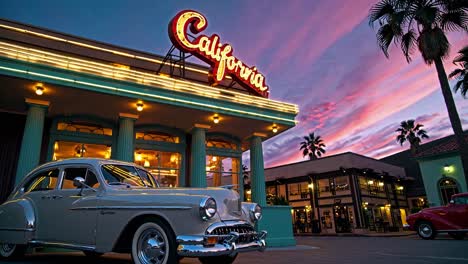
20;167;61;241
51;166;100;246
447;196;468;229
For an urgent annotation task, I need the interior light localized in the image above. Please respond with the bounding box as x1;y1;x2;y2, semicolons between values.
143;160;150;167
308;183;314;190
136;101;144;112
136;153;142;161
378;182;384;187
368;180;374;185
212;156;217;162
35;83;44;95
213;114;219;124
272;124;278;133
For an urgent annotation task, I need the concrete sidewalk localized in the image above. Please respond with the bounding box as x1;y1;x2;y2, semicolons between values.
295;231;416;237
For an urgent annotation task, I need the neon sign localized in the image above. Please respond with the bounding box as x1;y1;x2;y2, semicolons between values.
168;10;269;98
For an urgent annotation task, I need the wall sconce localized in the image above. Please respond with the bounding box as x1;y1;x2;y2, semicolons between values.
272;124;278;133
213;114;219;124
443;164;453;173
35;83;44;95
308;183;314;190
136;101;144;112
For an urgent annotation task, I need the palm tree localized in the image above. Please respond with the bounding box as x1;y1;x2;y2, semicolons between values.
369;0;468;183
449;45;468;97
300;132;326;160
396;120;429;154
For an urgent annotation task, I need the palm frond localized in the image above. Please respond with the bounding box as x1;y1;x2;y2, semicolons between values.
401;29;418;62
377;24;397;57
439;10;468;32
369;0;397;26
449;68;464;78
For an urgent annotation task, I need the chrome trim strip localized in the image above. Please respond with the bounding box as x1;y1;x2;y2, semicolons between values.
29;240;95;251
438;229;468;232
0;228;35;232
70;205;192;211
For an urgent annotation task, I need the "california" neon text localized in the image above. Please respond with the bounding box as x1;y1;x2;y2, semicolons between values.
168;10;269;98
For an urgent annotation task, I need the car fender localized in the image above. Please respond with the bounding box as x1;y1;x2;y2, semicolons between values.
0;198;36;244
416;211;459;230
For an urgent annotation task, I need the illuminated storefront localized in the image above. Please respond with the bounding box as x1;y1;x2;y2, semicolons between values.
264;152;411;234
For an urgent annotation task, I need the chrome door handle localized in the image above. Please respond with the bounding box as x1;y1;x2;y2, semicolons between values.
52;195;63;200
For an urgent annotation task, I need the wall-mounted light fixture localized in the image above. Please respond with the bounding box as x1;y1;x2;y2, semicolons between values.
272;124;278;133
443;164;453;173
213;114;219;124
308;183;314;190
35;83;44;95
136;101;144;112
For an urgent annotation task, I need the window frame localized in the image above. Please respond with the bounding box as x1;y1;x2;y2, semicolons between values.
58;164;102;191
22;167;61;193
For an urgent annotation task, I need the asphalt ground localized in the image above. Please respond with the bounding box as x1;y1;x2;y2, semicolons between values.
1;234;467;264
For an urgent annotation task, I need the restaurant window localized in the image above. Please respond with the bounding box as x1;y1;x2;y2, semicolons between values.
206;139;237;150
57;121;112;136
206;155;240;187
288;182;309;200
334;176;350;192
134;150;181;187
439;177;459;205
52;141;111;160
135;131;179;143
359;176;385;196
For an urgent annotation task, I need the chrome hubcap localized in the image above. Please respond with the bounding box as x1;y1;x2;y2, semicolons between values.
137;228;167;264
1;243;14;254
419;224;432;237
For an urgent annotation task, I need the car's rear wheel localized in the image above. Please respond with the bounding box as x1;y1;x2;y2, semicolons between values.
199;253;238;264
131;220;176;264
448;232;466;240
0;243;26;259
416;221;436;240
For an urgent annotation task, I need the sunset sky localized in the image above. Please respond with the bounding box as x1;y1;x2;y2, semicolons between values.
1;0;467;168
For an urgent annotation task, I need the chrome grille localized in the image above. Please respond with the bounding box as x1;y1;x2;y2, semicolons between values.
207;224;257;244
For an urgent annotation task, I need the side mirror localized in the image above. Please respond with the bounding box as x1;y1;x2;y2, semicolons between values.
73;177;86;188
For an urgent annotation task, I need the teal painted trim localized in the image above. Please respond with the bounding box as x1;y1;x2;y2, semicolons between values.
250;136;267;206
206;132;241;149
135;125;186;144
206;147;242;158
256;206;296;247
16;103;47;185
135;142;186;153
116;117;136;162
190;127;207;187
0;58;296;126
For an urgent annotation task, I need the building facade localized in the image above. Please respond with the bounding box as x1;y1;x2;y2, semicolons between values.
264;152;411;234
0;13;300;213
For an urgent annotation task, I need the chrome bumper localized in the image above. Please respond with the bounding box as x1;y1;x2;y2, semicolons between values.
176;231;267;257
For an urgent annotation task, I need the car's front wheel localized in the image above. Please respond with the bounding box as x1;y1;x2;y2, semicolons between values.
0;243;26;259
416;221;436;240
131;220;176;264
448;232;466;240
199;253;238;264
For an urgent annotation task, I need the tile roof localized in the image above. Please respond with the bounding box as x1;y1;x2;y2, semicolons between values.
414;134;468;158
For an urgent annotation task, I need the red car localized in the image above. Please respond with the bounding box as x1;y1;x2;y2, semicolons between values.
406;192;468;240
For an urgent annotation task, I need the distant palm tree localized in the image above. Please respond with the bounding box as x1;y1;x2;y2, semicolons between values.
449;45;468;97
369;0;468;179
300;132;326;160
396;120;429;155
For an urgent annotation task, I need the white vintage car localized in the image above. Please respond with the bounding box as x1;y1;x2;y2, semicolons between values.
0;158;266;264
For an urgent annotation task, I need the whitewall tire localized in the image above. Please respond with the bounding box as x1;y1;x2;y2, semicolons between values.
131;220;176;264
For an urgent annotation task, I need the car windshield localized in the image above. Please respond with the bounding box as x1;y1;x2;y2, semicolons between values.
101;164;158;188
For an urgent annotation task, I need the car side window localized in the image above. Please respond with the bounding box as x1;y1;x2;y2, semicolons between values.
454;197;468;205
23;168;59;192
85;170;100;188
62;168;88;189
137;168;157;187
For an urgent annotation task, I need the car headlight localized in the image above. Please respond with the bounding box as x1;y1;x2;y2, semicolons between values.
249;204;262;222
199;197;217;220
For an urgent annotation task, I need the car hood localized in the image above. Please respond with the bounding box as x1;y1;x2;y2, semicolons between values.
422;206;447;213
107;187;244;221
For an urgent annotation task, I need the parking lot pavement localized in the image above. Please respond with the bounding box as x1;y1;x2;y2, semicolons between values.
2;235;468;264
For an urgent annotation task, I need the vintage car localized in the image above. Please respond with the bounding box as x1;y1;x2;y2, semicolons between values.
0;158;266;264
406;192;468;240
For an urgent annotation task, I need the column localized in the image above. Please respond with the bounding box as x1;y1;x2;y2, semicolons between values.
190;124;210;187
250;133;267;207
116;113;138;162
15;99;50;185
